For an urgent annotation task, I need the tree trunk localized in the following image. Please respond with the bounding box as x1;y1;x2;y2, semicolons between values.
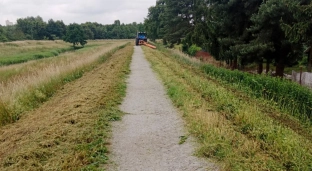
308;48;312;72
232;58;237;70
258;59;263;74
275;60;285;77
266;59;270;74
229;60;232;69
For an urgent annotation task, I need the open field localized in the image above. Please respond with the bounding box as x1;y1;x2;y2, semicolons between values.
0;41;74;66
0;41;133;170
0;40;129;126
142;45;312;170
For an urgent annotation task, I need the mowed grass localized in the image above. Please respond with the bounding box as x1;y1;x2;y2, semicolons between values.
142;46;312;171
0;43;133;170
0;40;129;126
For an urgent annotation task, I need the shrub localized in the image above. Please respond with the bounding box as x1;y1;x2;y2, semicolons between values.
187;45;201;56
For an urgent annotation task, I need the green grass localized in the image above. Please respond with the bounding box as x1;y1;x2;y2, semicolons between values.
201;64;312;124
143;46;312;170
80;61;131;171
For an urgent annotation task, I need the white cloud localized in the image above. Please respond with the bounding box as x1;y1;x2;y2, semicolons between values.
0;0;156;25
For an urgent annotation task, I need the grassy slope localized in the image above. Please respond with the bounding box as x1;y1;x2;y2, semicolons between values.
0;44;133;170
142;46;312;171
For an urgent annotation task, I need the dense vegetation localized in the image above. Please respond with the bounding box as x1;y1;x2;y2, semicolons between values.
0;16;145;42
144;0;312;76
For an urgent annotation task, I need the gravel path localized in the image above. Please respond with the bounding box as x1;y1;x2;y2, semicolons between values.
109;46;217;171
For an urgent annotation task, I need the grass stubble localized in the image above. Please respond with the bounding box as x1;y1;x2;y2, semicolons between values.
142;46;312;171
0;42;133;170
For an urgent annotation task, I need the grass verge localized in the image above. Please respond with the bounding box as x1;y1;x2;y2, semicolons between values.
142;46;312;170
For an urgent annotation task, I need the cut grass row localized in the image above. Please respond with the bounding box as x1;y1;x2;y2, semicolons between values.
0;40;129;126
142;46;312;170
0;44;133;171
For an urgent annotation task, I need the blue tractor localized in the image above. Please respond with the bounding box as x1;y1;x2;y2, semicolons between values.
135;32;147;46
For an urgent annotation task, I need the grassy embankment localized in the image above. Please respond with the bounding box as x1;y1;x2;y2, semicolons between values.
0;42;133;170
0;41;72;66
0;40;128;126
142;46;312;171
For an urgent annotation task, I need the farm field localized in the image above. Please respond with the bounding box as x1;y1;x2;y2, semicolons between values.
142;45;312;170
0;40;74;66
0;40;132;170
0;40;129;126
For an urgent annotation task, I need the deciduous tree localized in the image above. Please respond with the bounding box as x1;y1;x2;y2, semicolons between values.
63;23;87;47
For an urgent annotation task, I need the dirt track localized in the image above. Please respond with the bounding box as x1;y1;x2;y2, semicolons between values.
109;46;216;170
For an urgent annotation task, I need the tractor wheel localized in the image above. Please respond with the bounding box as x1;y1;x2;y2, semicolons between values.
144;39;147;42
135;38;139;46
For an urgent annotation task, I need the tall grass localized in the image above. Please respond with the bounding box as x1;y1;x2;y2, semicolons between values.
0;40;129;126
201;64;312;123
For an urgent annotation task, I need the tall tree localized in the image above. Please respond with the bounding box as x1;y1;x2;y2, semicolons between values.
16;16;47;40
144;0;166;41
249;0;303;76
204;0;263;70
280;0;312;71
0;25;8;42
63;23;87;47
46;19;66;40
162;0;194;47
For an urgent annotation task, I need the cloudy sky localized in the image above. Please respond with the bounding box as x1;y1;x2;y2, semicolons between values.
0;0;156;25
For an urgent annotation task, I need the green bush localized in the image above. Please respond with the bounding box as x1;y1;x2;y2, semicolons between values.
187;45;201;56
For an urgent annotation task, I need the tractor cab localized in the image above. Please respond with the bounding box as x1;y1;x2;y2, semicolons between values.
135;32;147;45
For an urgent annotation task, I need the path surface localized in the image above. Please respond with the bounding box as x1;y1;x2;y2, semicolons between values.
109;46;216;171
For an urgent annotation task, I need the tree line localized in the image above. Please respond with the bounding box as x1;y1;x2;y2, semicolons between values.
144;0;312;76
0;16;145;42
